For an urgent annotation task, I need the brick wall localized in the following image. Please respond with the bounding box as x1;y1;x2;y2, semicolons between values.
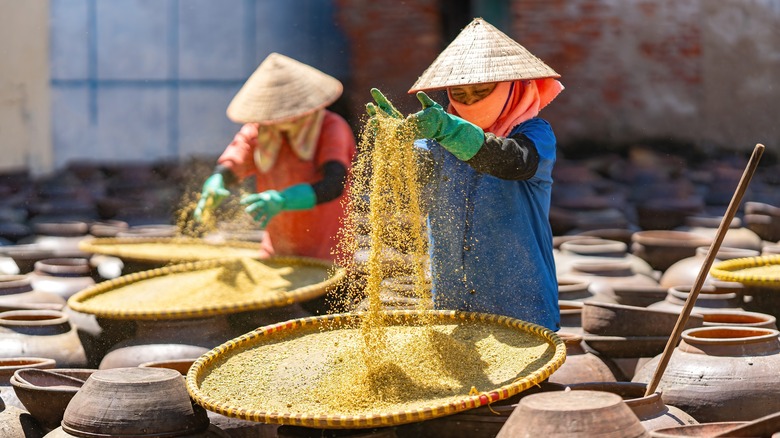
335;0;780;154
334;0;443;130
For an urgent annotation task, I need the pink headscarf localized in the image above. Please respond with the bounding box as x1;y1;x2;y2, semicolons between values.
448;78;564;137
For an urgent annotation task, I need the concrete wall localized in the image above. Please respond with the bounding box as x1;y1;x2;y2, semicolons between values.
0;0;52;175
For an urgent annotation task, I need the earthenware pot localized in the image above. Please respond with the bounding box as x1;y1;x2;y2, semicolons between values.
21;221;90;258
744;213;780;242
0;402;46;438
0;310;88;368
496;390;649;437
567;382;698;431
27;258;95;300
566;260;659;298
0;244;58;275
0;357;56;410
648;285;744;315
581;301;704;337
659;246;760;289
559;300;583;335
0;275;65;311
702;309;777;329
595;285;669;308
99;316;240;369
138;359;280;438
10;368;95;432
677;215;763;251
556;238;655;278
393;382;566;438
548;333;618;385
46;367;228;437
557;277;593;301
631;230;712;272
632;326;780;422
648;421;748;437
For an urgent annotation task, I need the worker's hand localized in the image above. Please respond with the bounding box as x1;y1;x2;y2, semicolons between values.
193;174;230;222
367;88;403;119
407;92;485;161
241;183;316;229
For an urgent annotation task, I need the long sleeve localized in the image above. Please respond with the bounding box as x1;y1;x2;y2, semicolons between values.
465;132;540;180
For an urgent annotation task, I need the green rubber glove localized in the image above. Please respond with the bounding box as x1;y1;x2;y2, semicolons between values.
193;173;231;222
240;183;316;229
408;91;485;161
365;88;403;139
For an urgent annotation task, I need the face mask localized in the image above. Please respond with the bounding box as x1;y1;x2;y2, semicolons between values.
448;82;512;129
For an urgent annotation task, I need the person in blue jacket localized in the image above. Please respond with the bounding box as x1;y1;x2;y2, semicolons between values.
368;18;564;330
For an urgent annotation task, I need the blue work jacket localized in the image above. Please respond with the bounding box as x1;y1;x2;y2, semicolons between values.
417;117;560;330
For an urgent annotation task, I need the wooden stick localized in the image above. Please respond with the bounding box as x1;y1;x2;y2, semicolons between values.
644;143;765;397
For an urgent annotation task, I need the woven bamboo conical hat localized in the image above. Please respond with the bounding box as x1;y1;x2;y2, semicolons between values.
227;53;343;124
409;18;559;93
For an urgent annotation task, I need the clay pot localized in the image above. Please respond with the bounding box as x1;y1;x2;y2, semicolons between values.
557;277;594;301
0;310;88;368
581;333;670;360
548;333;618;385
10;368;95;432
631;230;712;272
596;285;669;308
744;213;780;242
46;367;228;437
677;215;763;251
0;275;65;311
394;382;566;438
741;284;780;321
575;228;635;246
22;221;90;258
565;259;659;298
0;244;57;275
276;426;397;437
559;300;583;335
659;246;760;289
649;422;748;437
27;258;95;300
582;301;704;337
567;382;698;431
496;390;649;437
702;310;777;329
632;326;780;422
0;357;56;410
0;403;46;438
648;285;744;315
99;316;240;369
138;359;280;438
556;238;655;278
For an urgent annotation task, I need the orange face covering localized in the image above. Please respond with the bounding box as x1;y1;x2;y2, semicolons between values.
448;78;564;137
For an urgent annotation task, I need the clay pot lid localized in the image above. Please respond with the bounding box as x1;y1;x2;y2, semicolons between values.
503;390;649;437
0;275;33;294
62;367;210;437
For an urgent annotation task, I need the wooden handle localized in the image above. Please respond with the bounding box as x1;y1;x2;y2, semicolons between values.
643;143;765;397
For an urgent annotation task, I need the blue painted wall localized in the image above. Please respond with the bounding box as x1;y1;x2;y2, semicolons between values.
50;0;349;169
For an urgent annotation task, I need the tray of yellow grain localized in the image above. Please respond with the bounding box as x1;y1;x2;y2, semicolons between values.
67;256;345;320
78;236;263;265
185;310;565;429
711;254;780;287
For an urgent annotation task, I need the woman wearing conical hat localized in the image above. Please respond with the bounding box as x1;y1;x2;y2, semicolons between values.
369;18;563;330
194;53;356;262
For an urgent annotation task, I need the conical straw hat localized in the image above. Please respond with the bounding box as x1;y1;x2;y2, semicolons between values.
409;18;559;93
227;53;343;124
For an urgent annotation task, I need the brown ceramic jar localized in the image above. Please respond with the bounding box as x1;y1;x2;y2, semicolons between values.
632;326;780;422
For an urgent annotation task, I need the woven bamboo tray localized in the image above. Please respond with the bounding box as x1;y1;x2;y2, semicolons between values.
186;310;566;429
711;255;780;287
67;256;344;320
78;237;263;265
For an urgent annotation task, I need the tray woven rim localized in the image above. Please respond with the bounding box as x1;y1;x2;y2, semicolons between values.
710;254;780;287
77;236;263;264
185;310;566;429
67;256;344;320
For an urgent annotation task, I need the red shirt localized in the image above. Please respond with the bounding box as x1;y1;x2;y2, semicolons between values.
217;110;356;261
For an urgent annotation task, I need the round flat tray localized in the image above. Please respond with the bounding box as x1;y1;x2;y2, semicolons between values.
186;310;565;429
78;237;263;264
67;256;344;320
711;255;780;287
